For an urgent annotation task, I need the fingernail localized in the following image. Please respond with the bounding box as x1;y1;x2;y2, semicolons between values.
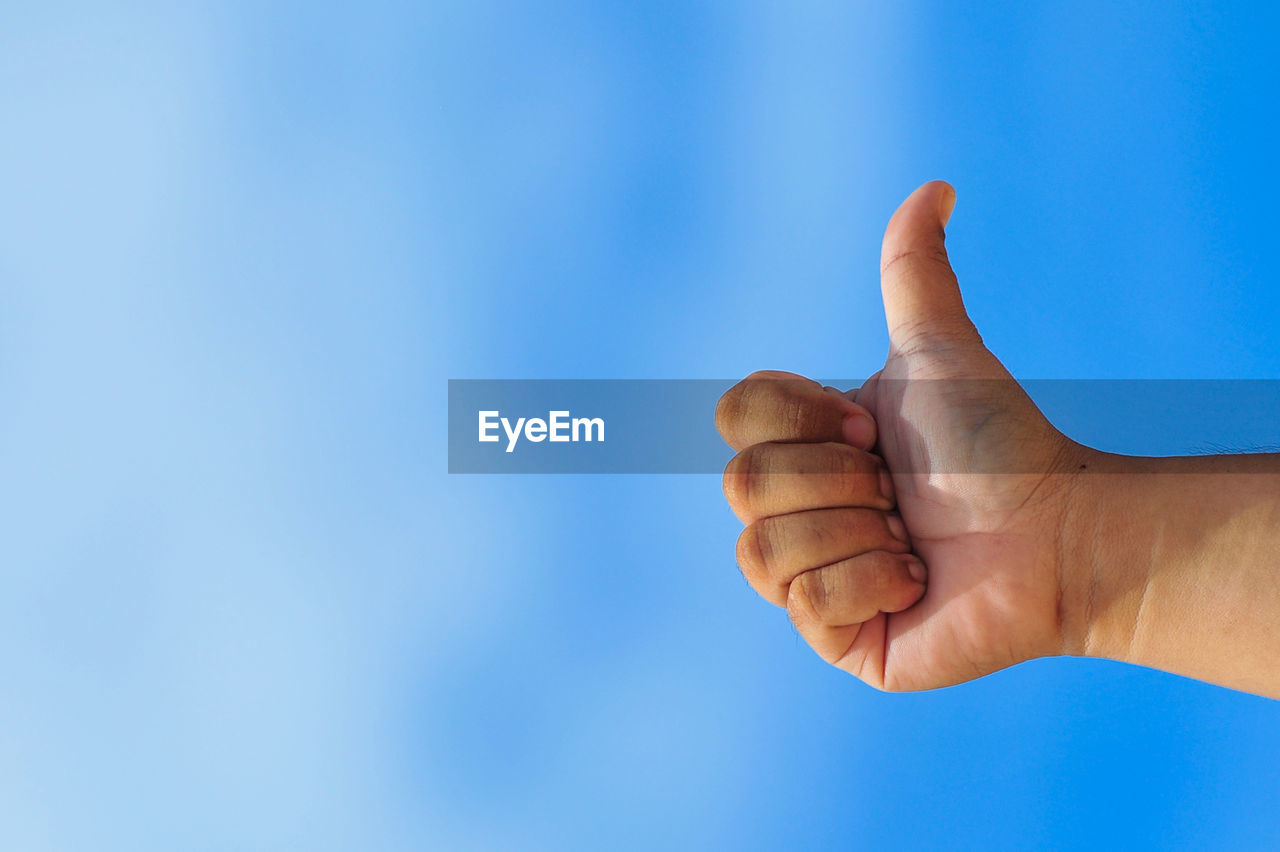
939;184;957;227
842;413;876;449
906;556;927;584
886;514;908;543
878;466;895;502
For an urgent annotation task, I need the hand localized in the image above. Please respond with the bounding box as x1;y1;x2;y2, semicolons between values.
717;181;1090;691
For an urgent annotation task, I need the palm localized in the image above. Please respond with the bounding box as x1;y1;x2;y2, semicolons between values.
851;335;1080;689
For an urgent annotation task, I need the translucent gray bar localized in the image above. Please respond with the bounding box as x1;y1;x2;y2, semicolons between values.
447;379;1280;473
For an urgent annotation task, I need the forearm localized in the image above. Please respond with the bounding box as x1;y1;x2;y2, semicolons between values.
1062;449;1280;698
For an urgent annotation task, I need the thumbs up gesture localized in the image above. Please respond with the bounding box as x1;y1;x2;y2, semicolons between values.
717;181;1090;691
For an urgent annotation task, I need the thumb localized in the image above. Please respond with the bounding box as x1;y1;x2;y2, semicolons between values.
880;180;980;354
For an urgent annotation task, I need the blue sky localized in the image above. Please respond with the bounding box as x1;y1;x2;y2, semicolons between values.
3;1;1280;849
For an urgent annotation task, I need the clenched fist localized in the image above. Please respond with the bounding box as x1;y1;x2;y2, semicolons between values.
716;181;1091;692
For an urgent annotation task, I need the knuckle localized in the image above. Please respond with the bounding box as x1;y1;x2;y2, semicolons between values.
715;381;747;438
888;315;977;358
880;241;951;278
722;444;768;513
717;374;794;439
719;372;831;443
722;452;747;509
754;518;781;573
788;570;827;624
887;316;938;353
734;526;756;576
735;520;773;580
802;570;829;614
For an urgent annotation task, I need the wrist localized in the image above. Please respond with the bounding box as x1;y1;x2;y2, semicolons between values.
1054;447;1155;663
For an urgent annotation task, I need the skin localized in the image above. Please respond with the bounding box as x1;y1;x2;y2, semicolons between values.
716;180;1280;698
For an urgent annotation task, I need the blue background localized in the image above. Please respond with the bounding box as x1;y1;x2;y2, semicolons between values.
3;1;1280;849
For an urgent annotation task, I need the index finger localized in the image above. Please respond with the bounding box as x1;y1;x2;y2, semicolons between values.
715;370;877;452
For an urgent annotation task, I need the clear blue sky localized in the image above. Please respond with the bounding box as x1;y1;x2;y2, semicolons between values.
2;1;1279;849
